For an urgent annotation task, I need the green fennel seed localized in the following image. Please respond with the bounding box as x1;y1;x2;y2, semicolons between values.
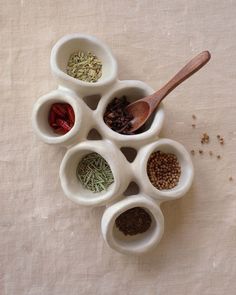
67;51;102;82
76;152;114;193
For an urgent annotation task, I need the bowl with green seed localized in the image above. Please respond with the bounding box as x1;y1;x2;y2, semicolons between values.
50;34;118;96
59;140;131;206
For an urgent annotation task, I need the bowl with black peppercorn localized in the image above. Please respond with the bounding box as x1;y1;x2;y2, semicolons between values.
97;80;164;148
135;138;194;201
101;194;164;255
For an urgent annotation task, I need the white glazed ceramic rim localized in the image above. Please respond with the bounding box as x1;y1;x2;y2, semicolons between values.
139;138;194;201
101;195;164;255
59;141;127;206
50;33;118;89
32;89;82;145
96;80;164;144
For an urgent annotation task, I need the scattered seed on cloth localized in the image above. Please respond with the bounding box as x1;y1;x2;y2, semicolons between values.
201;133;210;144
217;135;224;145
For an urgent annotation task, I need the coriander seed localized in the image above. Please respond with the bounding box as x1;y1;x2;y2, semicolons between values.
147;150;181;190
217;135;224;145
201;133;210;144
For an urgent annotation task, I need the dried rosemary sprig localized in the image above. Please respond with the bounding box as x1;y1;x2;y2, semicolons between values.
76;152;114;193
67;51;102;82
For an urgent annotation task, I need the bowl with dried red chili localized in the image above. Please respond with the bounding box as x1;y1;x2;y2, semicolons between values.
32;89;85;145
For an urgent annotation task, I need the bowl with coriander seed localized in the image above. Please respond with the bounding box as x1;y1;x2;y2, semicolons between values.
135;138;194;201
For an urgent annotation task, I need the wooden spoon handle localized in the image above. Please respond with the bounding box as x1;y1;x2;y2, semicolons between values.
146;51;211;109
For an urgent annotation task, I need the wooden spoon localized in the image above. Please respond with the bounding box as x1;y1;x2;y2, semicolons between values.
125;51;211;132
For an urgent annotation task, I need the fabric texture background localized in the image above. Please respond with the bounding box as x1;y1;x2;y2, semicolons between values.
0;0;236;294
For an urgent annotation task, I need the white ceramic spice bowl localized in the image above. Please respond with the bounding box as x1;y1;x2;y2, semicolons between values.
135;138;194;201
32;33;194;255
59;140;131;206
50;34;118;96
101;194;164;255
32;89;86;146
96;79;165;148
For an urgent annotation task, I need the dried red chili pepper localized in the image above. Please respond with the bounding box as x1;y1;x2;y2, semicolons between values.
66;104;75;126
48;109;56;127
54;127;66;134
48;102;75;135
52;103;67;117
56;119;71;132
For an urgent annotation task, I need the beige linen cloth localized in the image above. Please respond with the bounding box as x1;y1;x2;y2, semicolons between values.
1;0;236;294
